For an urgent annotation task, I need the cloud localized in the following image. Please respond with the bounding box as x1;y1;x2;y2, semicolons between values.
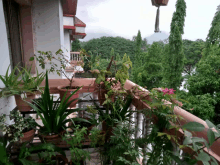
76;0;220;41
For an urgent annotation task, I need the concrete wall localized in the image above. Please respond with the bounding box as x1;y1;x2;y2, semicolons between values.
32;0;64;79
59;0;64;51
0;0;16;127
64;29;71;60
63;16;74;26
75;26;85;33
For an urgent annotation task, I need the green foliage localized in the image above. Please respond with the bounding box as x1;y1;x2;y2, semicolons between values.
204;8;220;57
107;121;141;165
179;91;216;121
183;39;205;75
0;65;45;97
20;66;45;92
0;137;12;165
133;42;164;89
182;122;205;132
71;39;81;52
134;30;142;66
0;110;36;143
34;49;79;88
186;44;220;123
182;120;220;165
164;0;186;89
28;72;86;135
172;0;186;35
0;66;24;97
19;143;66;165
82;36;135;61
62;126;90;164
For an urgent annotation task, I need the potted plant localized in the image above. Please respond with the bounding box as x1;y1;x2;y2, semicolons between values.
0;65;24;98
0;65;45;112
32;49;85;107
0;110;36;145
62;125;101;165
14;142;68;165
14;67;45;112
28;72;88;145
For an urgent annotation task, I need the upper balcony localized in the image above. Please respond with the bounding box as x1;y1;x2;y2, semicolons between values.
63;16;86;40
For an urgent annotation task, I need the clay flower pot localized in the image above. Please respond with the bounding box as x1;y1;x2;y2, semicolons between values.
14;93;36;112
13;129;35;148
39;130;66;145
57;86;80;108
20;129;36;143
39;155;69;164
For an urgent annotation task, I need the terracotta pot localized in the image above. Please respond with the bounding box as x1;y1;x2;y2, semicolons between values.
152;0;169;6
14;93;36;112
39;155;69;164
20;129;35;143
58;86;80;108
55;138;71;148
13;129;35;148
39;130;65;145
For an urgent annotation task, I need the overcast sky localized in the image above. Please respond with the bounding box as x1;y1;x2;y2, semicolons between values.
76;0;220;41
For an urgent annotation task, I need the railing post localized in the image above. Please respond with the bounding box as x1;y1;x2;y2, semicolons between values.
135;109;143;139
142;116;151;164
129;104;136;139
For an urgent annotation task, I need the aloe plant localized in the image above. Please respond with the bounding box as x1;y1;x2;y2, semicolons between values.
0;66;24;97
20;67;45;92
28;72;88;135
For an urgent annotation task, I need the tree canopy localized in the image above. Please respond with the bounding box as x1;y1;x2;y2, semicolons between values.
164;0;186;89
82;36;136;61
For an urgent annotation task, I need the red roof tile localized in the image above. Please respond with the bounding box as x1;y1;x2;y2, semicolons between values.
74;17;86;27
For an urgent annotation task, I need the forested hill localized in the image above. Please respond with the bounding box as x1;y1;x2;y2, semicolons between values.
80;36;136;61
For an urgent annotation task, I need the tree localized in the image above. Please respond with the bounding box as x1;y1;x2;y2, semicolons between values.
71;39;81;51
132;42;164;89
183;39;205;75
183;6;220;124
204;7;220;58
186;44;220;123
82;36;135;61
164;0;186;89
134;30;142;66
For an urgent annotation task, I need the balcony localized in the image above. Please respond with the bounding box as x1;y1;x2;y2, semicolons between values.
2;76;220;164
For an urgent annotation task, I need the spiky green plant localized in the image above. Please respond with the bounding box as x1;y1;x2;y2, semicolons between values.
28;72;88;135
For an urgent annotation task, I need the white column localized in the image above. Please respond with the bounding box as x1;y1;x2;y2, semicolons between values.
135;110;143;139
129;105;136;139
142;117;151;164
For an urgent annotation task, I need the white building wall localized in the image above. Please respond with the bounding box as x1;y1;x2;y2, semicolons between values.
64;29;71;64
32;0;63;79
75;27;85;33
0;0;16;129
59;0;64;51
63;16;74;26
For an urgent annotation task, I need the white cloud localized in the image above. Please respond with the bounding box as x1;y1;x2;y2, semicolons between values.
77;0;220;41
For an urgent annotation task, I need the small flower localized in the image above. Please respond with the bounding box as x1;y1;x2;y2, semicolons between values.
162;88;169;95
162;88;176;96
168;88;176;95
